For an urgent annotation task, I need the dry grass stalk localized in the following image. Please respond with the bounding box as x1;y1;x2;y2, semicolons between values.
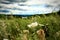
22;30;29;40
55;31;60;37
37;29;46;40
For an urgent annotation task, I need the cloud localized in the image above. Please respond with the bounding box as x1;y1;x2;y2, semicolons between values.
0;0;60;15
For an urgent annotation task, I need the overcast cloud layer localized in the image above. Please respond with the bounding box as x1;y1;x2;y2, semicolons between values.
0;0;60;15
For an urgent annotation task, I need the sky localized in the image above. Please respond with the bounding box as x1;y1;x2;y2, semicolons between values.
0;0;60;15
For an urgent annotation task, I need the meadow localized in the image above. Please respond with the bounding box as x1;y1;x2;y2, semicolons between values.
0;12;60;40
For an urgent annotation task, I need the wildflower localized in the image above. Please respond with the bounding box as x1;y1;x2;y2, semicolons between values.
27;22;38;28
3;39;8;40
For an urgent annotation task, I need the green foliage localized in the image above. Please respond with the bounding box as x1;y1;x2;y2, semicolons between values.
0;13;60;40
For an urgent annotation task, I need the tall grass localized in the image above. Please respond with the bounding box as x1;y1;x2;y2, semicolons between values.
0;12;60;40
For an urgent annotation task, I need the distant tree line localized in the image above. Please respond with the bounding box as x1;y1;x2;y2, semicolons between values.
7;0;28;2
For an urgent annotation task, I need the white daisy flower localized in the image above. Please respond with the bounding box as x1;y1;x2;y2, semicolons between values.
27;22;38;28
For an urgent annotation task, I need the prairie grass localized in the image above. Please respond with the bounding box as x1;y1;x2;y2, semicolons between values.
0;12;60;40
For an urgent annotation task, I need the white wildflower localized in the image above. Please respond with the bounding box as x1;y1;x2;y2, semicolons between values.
27;22;38;28
3;39;8;40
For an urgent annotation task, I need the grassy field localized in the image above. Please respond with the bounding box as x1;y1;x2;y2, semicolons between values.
0;12;60;40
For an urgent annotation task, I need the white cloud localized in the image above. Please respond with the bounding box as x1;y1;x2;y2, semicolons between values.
0;0;60;15
24;0;60;6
